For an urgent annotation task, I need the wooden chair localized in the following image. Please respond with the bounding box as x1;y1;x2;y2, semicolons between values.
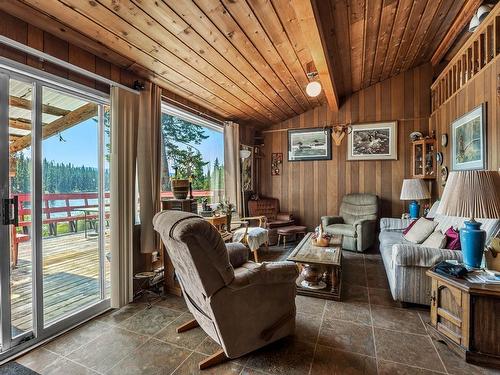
231;215;269;262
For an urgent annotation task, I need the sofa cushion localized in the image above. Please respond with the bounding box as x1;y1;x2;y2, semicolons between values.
421;231;447;249
445;226;461;250
325;223;356;237
403;217;437;244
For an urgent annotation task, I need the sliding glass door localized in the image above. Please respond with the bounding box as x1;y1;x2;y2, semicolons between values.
0;66;110;360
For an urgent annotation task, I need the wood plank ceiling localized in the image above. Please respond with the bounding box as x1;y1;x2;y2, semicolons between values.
316;0;468;97
0;0;471;126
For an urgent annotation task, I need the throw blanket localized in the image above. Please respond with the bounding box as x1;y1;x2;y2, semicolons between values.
232;227;269;251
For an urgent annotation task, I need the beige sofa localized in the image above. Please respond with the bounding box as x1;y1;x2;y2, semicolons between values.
153;210;299;363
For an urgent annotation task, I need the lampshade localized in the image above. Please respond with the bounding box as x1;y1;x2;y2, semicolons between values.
400;179;431;200
437;170;500;219
239;149;251;159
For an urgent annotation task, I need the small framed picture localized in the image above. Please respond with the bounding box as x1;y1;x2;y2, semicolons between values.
288;128;332;161
347;121;398;160
451;104;486;170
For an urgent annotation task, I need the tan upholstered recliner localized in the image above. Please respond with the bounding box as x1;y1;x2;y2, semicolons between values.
321;193;379;252
153;210;299;369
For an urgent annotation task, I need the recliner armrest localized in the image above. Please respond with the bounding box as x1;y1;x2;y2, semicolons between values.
353;218;376;227
226;242;249;268
321;216;344;227
228;262;299;290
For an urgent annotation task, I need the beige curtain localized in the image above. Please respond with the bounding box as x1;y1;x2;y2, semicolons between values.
224;121;242;214
137;82;162;254
110;87;139;308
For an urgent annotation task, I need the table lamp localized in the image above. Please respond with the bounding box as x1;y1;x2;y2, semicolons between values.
437;170;500;269
400;179;431;219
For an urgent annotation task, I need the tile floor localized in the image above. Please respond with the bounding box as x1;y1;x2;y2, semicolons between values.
14;246;500;375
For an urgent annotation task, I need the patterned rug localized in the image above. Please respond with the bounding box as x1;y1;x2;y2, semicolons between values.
0;362;40;375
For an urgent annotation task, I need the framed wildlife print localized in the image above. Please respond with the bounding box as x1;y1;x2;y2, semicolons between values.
347;121;398;160
451;104;486;171
288;128;332;161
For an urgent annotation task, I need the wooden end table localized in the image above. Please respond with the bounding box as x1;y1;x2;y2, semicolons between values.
287;232;342;300
426;266;500;369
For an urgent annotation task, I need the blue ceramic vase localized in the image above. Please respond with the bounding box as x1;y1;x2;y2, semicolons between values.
460;220;486;269
409;200;420;219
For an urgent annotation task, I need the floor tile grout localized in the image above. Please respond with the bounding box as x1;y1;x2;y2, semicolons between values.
364;253;381;375
307;297;327;375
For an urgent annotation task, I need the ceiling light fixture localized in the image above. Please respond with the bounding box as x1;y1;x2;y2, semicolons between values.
306;80;322;97
305;62;322;97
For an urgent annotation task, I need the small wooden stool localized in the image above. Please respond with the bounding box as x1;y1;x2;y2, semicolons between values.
277;225;307;247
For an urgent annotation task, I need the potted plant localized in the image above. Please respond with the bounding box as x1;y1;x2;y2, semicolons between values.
170;166;190;199
217;200;235;232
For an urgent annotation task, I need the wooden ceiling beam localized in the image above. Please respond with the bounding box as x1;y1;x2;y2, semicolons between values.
10;96;70;117
290;0;339;110
9;118;32;131
10;103;98;153
431;0;482;66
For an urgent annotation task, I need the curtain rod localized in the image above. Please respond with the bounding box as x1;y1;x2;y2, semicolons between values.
161;95;224;125
0;35;139;95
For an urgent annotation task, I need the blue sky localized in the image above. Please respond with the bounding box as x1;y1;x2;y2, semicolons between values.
42;119;224;170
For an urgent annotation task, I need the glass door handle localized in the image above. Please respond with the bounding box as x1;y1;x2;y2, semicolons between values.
2;196;19;226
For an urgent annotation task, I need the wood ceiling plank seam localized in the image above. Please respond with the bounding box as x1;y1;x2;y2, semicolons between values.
362;0;383;89
55;0;260;123
161;0;296;120
147;73;234;119
269;0;322;106
412;0;460;65
403;0;444;70
126;0;285;123
0;1;134;69
389;0;427;76
191;0;303;115
376;0;412;83
18;0;242;118
330;0;352;96
245;0;317;108
393;0;435;75
96;0;276;124
315;0;346;98
349;1;364;92
360;0;368;88
92;0;269;124
218;0;309;112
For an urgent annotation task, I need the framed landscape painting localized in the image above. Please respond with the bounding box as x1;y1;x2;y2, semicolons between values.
451;104;486;171
288;128;331;161
347;121;398;160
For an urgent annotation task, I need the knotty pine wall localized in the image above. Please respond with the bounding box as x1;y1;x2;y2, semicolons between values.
430;56;500;196
259;64;433;230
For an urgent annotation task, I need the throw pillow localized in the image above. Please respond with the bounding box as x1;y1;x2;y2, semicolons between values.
403;217;438;244
445;226;461;250
403;219;418;235
421;231;447;249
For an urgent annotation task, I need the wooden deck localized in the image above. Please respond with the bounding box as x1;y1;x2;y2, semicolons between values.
11;232;110;334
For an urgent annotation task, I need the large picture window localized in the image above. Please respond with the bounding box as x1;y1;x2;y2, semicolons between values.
160;104;224;208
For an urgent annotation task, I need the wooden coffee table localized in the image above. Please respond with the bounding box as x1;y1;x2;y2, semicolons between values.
287;232;342;300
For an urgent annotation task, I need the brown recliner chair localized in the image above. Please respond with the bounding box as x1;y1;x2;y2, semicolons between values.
153;210;299;370
248;197;294;245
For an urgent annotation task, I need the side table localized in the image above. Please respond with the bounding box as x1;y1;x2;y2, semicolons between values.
427;266;500;368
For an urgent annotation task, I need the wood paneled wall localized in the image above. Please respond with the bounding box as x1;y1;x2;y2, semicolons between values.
430;56;500;196
259;64;433;230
